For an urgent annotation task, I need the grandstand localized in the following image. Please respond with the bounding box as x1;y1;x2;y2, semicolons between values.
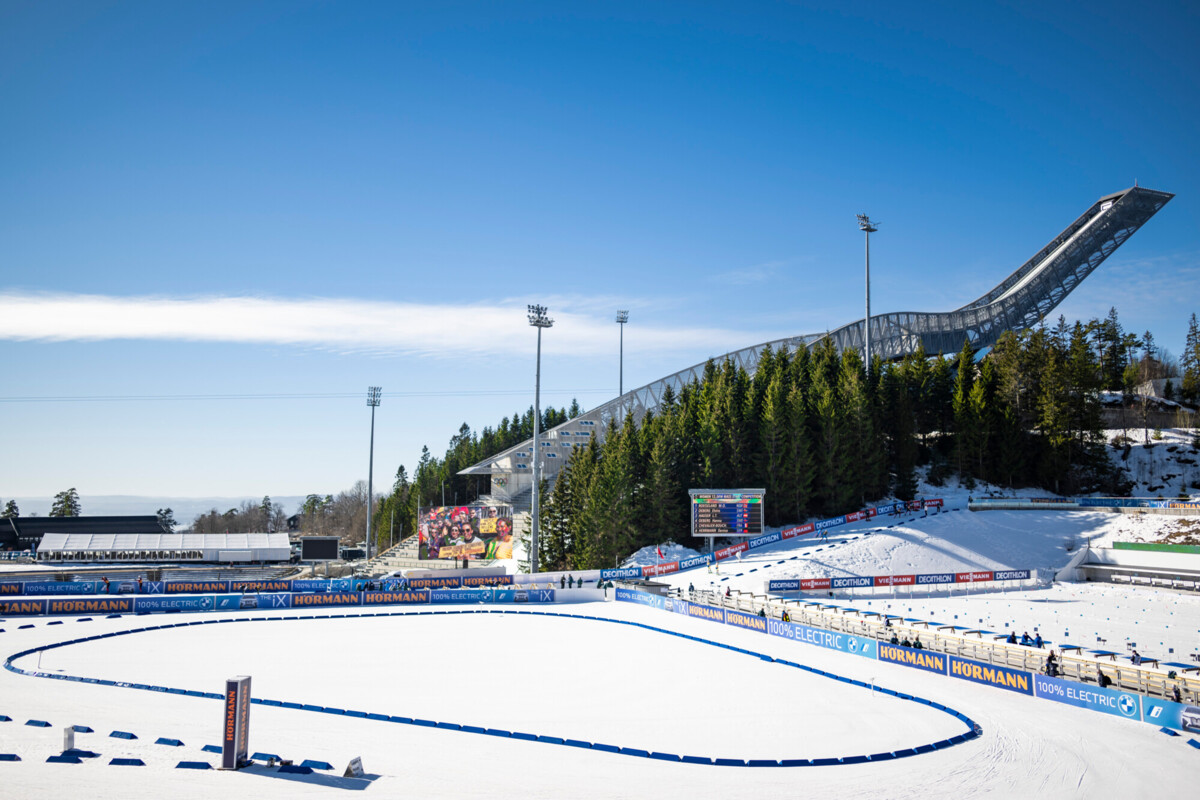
461;186;1174;506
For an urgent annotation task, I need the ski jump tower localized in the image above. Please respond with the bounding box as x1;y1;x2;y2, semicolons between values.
461;186;1173;506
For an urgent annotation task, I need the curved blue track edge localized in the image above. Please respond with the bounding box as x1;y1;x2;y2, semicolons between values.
3;608;981;767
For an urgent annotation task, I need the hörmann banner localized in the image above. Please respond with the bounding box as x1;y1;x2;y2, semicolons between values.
221;676;252;770
947;655;1033;695
47;597;134;615
877;643;947;674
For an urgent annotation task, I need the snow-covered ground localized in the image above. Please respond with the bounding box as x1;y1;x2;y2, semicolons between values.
1;600;1195;799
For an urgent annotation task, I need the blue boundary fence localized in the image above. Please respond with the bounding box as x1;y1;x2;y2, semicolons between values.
2;608;979;767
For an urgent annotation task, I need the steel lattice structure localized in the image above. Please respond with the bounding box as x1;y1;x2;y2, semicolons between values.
461;186;1173;502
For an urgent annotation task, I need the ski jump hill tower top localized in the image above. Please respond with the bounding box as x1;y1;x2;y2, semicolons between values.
461;186;1173;505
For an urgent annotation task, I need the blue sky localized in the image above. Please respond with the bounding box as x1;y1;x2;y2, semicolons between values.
2;1;1197;513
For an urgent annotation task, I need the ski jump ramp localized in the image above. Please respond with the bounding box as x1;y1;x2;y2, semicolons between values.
462;186;1173;498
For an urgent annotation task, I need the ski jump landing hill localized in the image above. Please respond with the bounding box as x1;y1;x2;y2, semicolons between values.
462;186;1174;501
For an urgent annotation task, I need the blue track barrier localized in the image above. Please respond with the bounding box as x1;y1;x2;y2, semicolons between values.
3;608;979;767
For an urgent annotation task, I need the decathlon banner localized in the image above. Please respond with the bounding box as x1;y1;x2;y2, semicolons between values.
679;554;713;570
947;655;1032;695
916;572;955;586
600;567;642;581
993;570;1031;581
877;643;947;674
134;596;213;613
768;579;801;591
1033;674;1141;720
766;618;876;659
831;576;873;589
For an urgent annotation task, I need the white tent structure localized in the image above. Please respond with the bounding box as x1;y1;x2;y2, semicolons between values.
35;532;291;563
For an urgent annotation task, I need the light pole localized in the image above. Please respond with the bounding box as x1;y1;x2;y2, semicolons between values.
528;304;553;574
366;386;381;562
857;214;878;367
616;310;629;395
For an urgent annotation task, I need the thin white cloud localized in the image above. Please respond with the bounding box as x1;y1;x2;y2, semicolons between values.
0;291;784;359
707;259;789;285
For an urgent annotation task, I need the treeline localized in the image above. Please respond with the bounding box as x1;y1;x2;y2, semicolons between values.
192;496;288;534
534;309;1194;571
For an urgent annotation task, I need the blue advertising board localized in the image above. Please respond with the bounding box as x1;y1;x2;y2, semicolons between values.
748;532;781;549
724;609;768;634
24;581;95;595
1141;696;1200;732
915;572;955;585
815;516;845;530
878;643;947;674
408;576;463;590
992;570;1031;582
614;587;665;609
0;598;48;615
134;596;214;613
831;576;873;589
363;590;429;605
289;591;362;608
947;655;1033;695
768;580;801;591
679;554;713;570
766;618;876;659
600;567;643;581
47;597;134;615
254;593;294;610
166;580;230;594
1032;674;1140;720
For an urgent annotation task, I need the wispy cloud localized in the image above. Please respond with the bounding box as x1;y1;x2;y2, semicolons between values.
707;259;790;285
0;291;782;359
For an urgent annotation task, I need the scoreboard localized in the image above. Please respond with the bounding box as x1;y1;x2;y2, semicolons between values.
689;489;765;538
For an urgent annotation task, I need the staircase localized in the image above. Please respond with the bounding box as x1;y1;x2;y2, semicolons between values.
363;534;492;575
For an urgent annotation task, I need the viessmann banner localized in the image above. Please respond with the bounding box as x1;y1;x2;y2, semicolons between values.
418;505;514;561
767;569;1031;593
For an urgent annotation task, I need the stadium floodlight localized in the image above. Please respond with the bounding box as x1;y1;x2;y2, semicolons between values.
366;386;382;562
616;310;629;396
527;305;553;574
857;214;878;366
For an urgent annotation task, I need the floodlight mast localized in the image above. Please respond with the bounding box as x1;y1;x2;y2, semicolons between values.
857;214;878;367
527;305;553;574
616;310;629;396
366;386;382;562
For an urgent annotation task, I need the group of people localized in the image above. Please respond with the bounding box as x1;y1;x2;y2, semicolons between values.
558;574;583;589
419;506;514;561
889;632;924;649
1007;630;1043;648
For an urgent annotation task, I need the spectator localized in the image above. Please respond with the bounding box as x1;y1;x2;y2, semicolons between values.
688;582;694;594
757;607;766;618
901;637;912;648
724;587;731;598
560;575;566;589
1098;672;1113;688
890;633;900;645
1020;631;1032;646
567;574;574;588
101;576;110;594
1007;632;1017;645
1172;685;1182;703
913;635;924;650
782;610;790;622
1131;650;1142;666
1035;633;1043;649
884;616;892;629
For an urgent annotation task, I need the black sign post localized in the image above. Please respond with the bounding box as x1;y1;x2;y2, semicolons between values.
220;676;252;770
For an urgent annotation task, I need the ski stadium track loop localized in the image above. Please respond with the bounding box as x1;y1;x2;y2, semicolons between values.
3;609;982;767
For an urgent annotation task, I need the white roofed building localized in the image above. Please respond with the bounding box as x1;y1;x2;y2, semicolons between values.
35;533;291;563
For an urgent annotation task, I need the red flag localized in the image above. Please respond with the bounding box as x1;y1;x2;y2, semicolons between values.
656;545;664;560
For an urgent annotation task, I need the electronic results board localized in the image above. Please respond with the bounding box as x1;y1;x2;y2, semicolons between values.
688;489;765;538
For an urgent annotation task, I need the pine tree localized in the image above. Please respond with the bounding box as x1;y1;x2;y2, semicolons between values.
1;499;18;518
49;488;81;517
952;340;977;484
1182;313;1200;405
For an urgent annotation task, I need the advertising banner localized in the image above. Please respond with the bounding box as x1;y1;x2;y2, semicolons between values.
686;603;725;623
781;522;815;539
768;579;801;591
642;562;680;577
408;576;462;590
800;577;831;590
253;593;293;610
916;572;955;586
993;570;1031;582
748;532;781;549
874;574;915;587
925;498;944;508
221;676;252;770
363;590;429;605
831;576;873;589
289;579;350;593
418;505;514;561
723;608;768;634
0;598;48;615
430;589;492;604
600;567;642;581
229;580;292;593
214;594;259;611
166;580;230;594
134;596;213;613
47;597;134;615
1141;697;1200;732
614;587;666;610
1033;674;1141;720
679;554;714;570
24;581;95;595
714;542;749;560
463;575;514;587
766;619;876;659
877;643;947;674
955;571;994;583
947;655;1032;695
815;516;845;530
290;592;362;608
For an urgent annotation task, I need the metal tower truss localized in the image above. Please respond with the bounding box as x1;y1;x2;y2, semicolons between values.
461;187;1173;499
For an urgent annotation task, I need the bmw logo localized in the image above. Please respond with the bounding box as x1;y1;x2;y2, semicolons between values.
849;640;859;653
1118;695;1138;717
